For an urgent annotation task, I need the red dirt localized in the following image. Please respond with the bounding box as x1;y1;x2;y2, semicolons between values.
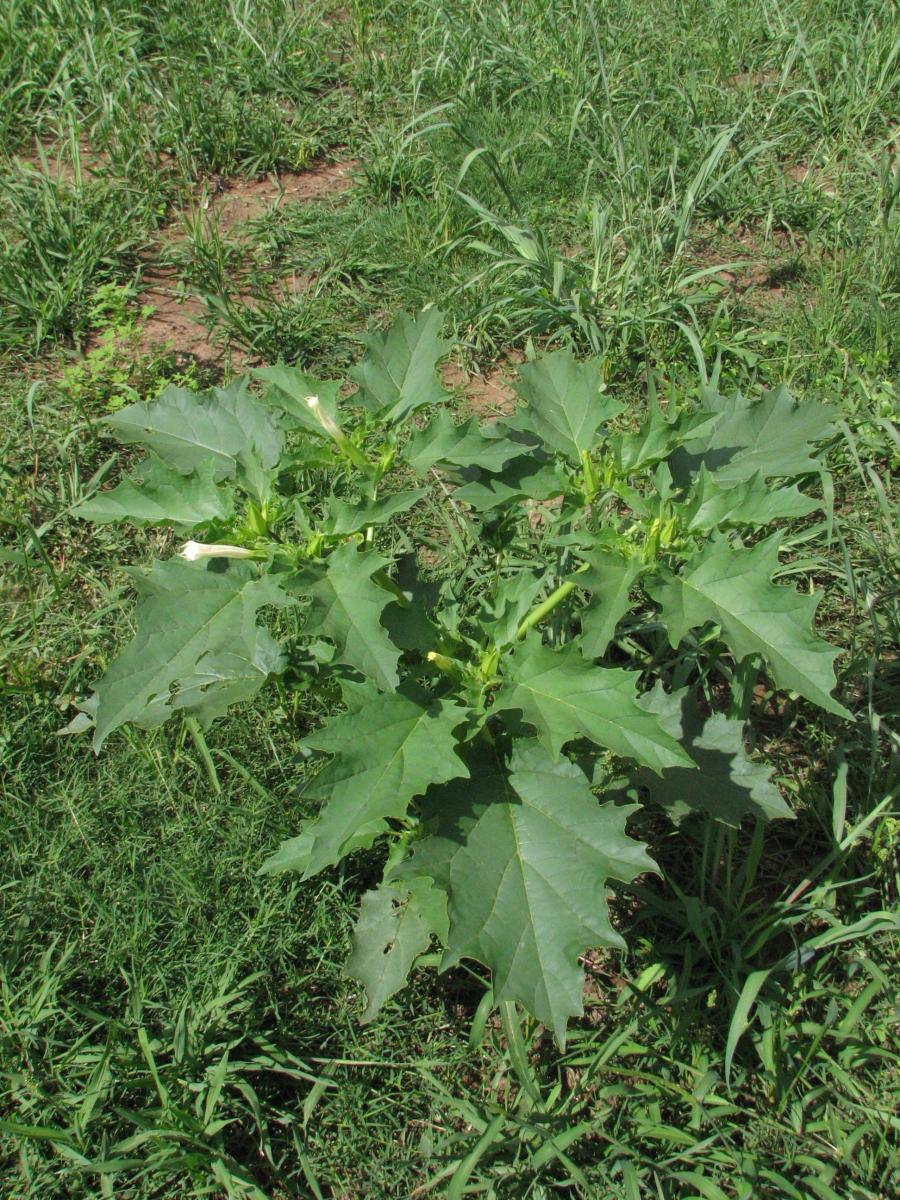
441;352;523;418
134;273;243;369
133;159;357;365
12;138;113;186
725;69;780;88
192;160;357;235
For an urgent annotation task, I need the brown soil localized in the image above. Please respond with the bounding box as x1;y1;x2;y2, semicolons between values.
131;158;357;366
725;69;780;88
690;223;801;312
782;162;836;197
135;272;243;369
440;351;523;418
192;159;357;235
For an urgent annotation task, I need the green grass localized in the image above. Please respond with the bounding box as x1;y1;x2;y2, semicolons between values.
1;0;898;1196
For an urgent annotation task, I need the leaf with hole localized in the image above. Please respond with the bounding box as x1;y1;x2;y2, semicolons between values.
345;878;446;1022
90;560;289;750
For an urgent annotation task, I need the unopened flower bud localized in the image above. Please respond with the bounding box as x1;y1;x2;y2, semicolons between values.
178;540;255;561
305;394;343;441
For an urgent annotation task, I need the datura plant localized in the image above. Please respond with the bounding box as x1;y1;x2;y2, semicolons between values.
73;308;849;1044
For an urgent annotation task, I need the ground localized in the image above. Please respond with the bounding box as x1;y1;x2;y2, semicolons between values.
0;1;898;1197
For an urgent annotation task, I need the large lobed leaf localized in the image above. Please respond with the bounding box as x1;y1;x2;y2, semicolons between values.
253;367;343;435
407;740;657;1044
402;409;523;476
680;466;820;532
494;636;693;772
572;547;646;658
610;400;719;473
609;685;793;826
299;679;470;877
507;349;622;462
344;877;447;1022
649;535;849;716
320;489;426;537
349;308;451;424
105;379;283;501
90;560;289;750
75;456;233;528
452;454;565;512
668;385;835;487
291;542;402;690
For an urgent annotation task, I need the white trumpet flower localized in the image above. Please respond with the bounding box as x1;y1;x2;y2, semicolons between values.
305;394;343;440
178;540;255;561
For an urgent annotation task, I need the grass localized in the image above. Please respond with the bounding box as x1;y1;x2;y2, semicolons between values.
1;0;898;1196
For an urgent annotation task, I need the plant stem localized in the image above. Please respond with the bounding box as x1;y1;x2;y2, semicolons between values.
184;717;221;794
515;563;589;640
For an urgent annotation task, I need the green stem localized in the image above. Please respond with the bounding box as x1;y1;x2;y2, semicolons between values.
184;718;221;794
372;569;409;606
515;563;589;640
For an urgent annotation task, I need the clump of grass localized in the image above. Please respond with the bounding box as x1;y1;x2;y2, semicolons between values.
0;168;160;354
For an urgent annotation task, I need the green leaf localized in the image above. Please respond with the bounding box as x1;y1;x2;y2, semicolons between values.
105;379;282;501
478;570;548;649
301;680;469;876
574;548;645;658
680;466;820;532
91;560;289;750
294;542;402;690
349;309;450;424
669;385;835;486
403;410;523;476
494;636;693;772
257;819;387;877
408;740;656;1044
611;685;793;825
611;401;719;473
75;456;233;528
254;366;343;434
452;455;565;512
508;349;622;461
345;878;444;1022
648;535;849;716
320;489;427;537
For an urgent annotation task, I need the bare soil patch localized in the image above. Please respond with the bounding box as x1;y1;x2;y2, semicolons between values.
131;159;357;366
725;69;780;88
135;272;241;369
196;159;357;234
690;223;803;313
441;352;523;418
